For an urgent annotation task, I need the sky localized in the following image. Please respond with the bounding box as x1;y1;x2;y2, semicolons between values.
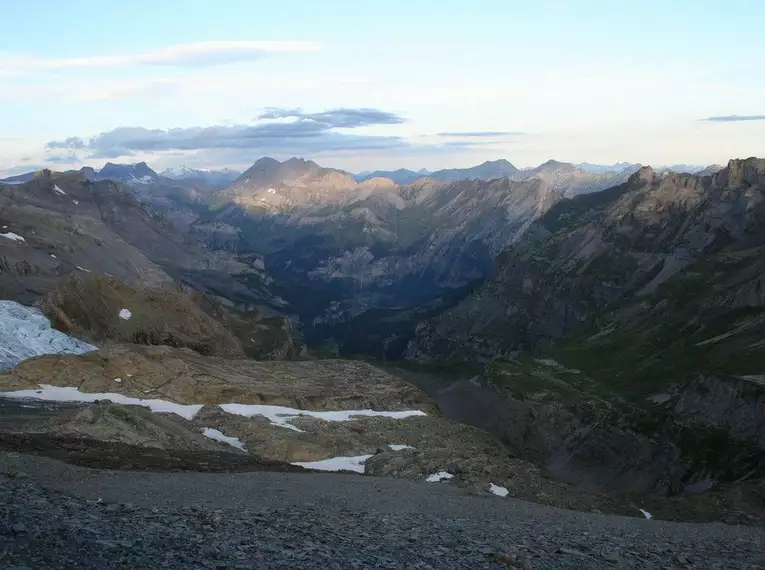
0;0;764;176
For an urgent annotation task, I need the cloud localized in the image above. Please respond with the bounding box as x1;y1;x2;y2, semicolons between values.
46;107;409;158
441;140;517;147
257;107;405;128
45;152;81;164
703;115;765;122
0;41;319;74
46;136;86;150
437;131;526;137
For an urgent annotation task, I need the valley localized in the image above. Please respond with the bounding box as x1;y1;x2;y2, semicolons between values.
1;154;764;535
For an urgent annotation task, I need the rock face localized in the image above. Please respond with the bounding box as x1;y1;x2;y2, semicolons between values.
405;158;765;492
409;159;765;359
0;169;276;309
39;275;245;358
0;300;95;371
0;169;298;357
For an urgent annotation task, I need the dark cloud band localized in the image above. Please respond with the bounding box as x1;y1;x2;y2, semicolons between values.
45;108;408;157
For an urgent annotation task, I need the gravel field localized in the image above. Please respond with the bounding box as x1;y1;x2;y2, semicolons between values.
2;454;764;569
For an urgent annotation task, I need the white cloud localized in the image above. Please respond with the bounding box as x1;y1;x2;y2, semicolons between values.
0;40;320;75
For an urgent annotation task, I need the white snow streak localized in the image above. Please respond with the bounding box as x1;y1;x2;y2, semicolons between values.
53;184;67;196
76;266;91;273
389;444;414;451
219;403;426;432
0;385;203;420
291;454;373;473
201;427;246;451
425;471;454;483
118;309;132;320
489;483;509;497
1;232;25;242
639;509;653;520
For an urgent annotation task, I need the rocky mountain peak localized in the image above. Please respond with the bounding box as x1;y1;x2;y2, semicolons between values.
716;157;765;189
98;162;159;185
536;159;574;172
235;157;336;186
628;165;656;186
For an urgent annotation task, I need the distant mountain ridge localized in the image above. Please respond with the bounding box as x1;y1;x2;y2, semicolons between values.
161;166;240;186
428;159;519;182
355;168;424;184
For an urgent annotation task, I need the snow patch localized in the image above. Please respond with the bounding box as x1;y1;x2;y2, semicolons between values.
1;232;25;242
201;427;246;451
53;184;67;196
489;483;509;497
72;200;79;205
118;309;132;320
0;385;203;420
76;266;91;273
639;509;653;520
50;254;57;259
113;378;122;383
389;444;414;451
219;404;426;432
425;471;455;483
0;301;96;370
130;174;155;185
291;454;373;473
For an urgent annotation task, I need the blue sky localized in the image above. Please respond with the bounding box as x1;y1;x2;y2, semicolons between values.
1;0;763;175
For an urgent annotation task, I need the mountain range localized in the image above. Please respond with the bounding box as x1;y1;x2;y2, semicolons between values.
1;152;762;523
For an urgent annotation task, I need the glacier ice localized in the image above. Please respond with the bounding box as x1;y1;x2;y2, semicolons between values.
0;301;96;371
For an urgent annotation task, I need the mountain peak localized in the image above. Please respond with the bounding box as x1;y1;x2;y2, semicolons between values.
96;161;159;185
628;165;655;185
234;156;353;190
251;157;280;168
537;159;574;171
429;159;519;182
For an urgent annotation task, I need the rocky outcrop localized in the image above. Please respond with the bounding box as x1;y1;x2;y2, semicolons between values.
0;344;628;516
39;275;245;357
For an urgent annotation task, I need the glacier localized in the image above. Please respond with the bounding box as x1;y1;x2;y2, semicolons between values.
0;301;96;371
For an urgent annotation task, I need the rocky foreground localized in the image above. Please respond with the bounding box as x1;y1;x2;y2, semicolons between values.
2;453;764;569
0;347;633;517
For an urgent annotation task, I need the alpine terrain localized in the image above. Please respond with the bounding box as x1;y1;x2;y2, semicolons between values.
2;154;765;567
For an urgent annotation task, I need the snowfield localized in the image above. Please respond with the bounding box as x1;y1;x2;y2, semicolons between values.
201;427;246;451
425;472;455;483
1;232;25;242
291;454;373;473
0;385;204;420
219;403;426;432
